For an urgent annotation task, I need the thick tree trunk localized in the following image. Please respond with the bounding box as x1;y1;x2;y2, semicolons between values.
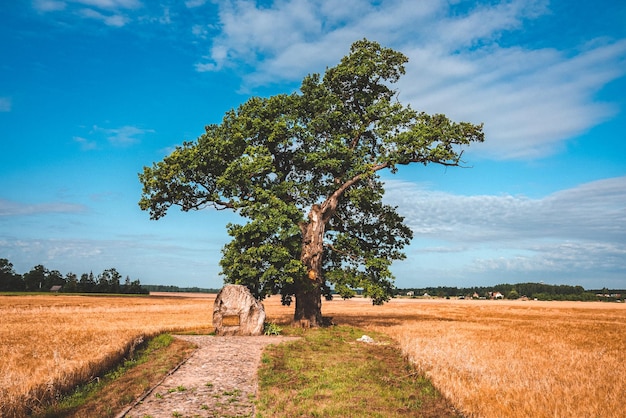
296;204;325;326
295;177;357;326
294;286;322;327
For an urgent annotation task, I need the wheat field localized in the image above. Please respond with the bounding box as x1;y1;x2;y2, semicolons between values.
1;293;624;417
319;297;626;418
0;294;213;417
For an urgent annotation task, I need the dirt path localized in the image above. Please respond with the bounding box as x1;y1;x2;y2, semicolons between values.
120;335;298;418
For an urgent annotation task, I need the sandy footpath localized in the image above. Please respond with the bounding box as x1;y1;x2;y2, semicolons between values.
120;335;298;418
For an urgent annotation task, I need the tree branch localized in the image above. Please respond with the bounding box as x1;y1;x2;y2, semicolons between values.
325;242;365;264
320;161;389;221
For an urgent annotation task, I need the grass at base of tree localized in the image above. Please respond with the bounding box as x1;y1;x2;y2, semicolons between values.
256;325;460;417
36;334;196;418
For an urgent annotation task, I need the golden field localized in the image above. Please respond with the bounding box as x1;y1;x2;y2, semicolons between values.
1;293;625;417
321;297;626;418
0;294;214;417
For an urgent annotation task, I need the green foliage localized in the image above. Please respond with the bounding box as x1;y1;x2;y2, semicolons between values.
0;258;24;291
263;322;283;336
138;39;484;315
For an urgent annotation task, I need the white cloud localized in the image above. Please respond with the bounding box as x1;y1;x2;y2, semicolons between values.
194;0;626;160
73;136;98;150
0;97;11;112
385;176;626;244
92;125;154;146
33;0;67;12
385;176;626;287
400;40;626;159
0;199;88;216
33;0;141;26
33;0;141;14
185;0;207;8
70;0;142;10
77;8;130;26
0;235;225;288
470;242;626;275
195;62;217;72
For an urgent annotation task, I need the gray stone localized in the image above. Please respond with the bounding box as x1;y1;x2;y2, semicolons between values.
213;285;266;336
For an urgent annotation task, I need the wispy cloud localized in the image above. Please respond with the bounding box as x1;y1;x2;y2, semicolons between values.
91;125;154;146
185;0;207;8
400;40;626;159
0;199;88;216
470;242;626;275
386;176;626;244
77;7;129;26
33;0;67;12
385;176;626;287
33;0;142;26
192;0;626;160
0;97;11;112
73;125;154;149
0;235;223;287
73;135;98;150
71;0;142;9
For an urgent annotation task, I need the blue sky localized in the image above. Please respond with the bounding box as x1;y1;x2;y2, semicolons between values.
1;0;625;290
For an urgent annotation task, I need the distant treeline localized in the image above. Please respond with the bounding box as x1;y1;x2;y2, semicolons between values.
0;258;148;294
396;282;624;301
142;284;221;293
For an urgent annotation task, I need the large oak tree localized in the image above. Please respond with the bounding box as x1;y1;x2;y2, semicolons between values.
138;39;484;326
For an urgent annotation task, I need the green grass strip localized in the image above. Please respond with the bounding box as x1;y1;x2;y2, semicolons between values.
256;326;460;417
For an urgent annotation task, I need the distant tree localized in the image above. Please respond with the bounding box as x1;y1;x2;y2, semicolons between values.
64;272;78;293
126;279;148;294
23;265;48;291
124;275;131;289
0;258;24;291
106;268;122;294
44;269;65;290
79;272;96;293
138;39;484;326
96;270;112;293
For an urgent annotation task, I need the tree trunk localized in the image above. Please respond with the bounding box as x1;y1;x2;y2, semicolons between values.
294;286;322;327
296;204;325;326
295;177;356;326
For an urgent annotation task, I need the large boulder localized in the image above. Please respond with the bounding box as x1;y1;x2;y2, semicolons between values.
213;285;266;336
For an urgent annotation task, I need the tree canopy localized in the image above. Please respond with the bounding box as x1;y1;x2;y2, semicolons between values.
139;39;484;325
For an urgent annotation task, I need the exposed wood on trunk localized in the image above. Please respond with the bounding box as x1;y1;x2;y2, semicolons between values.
295;163;397;325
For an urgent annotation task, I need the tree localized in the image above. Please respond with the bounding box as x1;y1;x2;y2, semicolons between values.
105;268;122;294
79;272;96;293
23;265;48;291
96;269;113;293
64;272;78;293
138;39;484;326
44;269;65;290
0;258;24;291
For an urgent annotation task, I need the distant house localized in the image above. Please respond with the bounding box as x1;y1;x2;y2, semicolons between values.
491;291;504;299
406;291;414;297
50;285;62;293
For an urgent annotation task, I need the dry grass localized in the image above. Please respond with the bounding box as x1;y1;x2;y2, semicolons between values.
2;293;625;418
321;297;626;418
0;294;213;416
